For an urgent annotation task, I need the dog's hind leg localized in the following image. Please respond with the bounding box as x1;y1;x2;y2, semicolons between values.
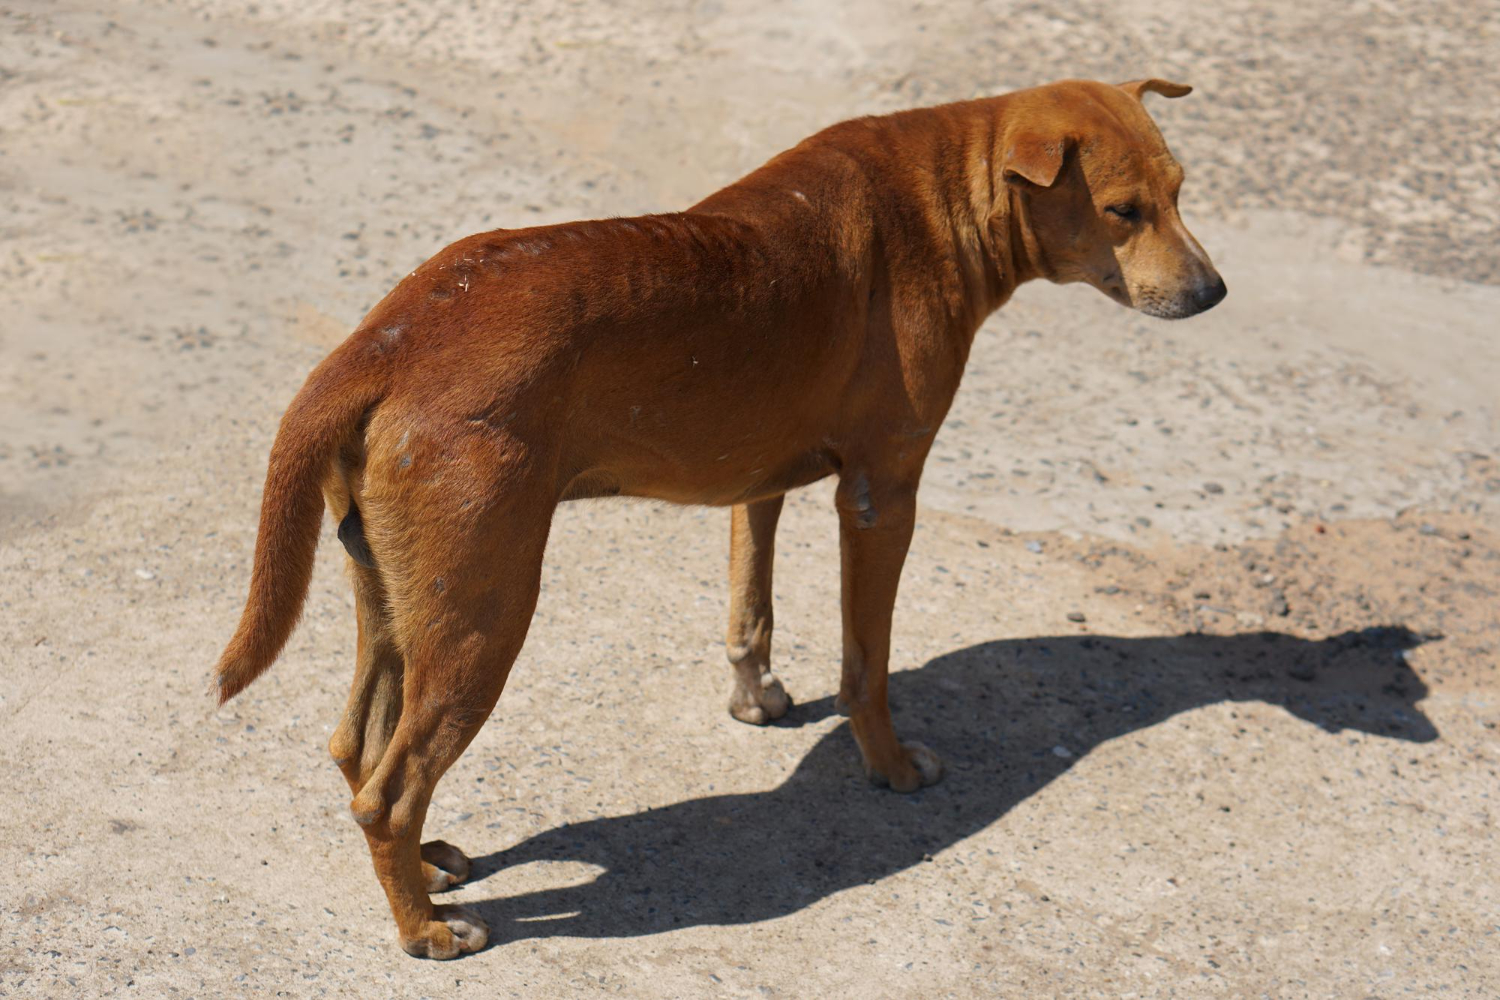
724;495;792;724
328;562;403;793
346;496;550;959
327;562;468;892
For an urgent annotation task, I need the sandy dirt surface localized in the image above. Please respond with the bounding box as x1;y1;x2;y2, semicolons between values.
2;1;1498;996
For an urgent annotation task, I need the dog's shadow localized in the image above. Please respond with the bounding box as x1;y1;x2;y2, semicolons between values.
466;626;1436;942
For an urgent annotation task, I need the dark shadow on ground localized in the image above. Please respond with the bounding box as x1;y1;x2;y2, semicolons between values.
465;626;1437;942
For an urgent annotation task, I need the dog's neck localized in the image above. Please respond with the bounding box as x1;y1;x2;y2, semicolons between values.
875;97;1048;328
696;97;1048;333
955;98;1049;311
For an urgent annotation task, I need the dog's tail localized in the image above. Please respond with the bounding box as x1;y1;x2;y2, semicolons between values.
214;341;384;705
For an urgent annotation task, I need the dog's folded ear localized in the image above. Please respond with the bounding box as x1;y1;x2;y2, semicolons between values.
1002;134;1067;188
1118;78;1193;101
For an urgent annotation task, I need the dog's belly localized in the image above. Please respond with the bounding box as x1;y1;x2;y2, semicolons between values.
562;440;838;507
549;312;859;506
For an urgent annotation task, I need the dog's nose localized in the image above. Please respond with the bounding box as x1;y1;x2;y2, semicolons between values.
1193;275;1227;312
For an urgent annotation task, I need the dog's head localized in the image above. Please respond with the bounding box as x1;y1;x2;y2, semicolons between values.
998;79;1225;319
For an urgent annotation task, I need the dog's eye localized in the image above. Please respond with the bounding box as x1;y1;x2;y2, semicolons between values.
1106;204;1140;221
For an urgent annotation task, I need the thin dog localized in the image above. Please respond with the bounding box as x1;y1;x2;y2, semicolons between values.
215;78;1226;958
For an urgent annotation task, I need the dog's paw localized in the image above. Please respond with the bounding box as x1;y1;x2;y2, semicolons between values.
865;741;944;793
729;673;792;725
421;840;472;892
399;905;488;959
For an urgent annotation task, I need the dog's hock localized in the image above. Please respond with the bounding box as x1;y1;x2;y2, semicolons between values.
328;725;357;768
349;784;388;828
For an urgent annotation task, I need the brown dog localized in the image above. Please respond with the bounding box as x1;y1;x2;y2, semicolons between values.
215;78;1224;958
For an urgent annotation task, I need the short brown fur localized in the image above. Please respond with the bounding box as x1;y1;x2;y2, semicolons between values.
215;78;1223;958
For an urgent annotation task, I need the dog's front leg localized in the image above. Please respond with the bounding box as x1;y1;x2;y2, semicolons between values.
834;473;943;792
724;495;792;724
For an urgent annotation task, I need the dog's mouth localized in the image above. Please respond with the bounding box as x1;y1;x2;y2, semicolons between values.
1140;295;1212;319
1127;274;1228;320
1136;291;1202;320
1139;300;1195;319
1100;271;1226;319
1100;272;1130;306
1128;281;1206;320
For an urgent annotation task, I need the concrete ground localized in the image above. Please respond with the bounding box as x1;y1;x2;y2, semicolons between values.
1;0;1496;996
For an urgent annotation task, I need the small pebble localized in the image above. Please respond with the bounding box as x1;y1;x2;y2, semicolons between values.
1066;611;1086;623
1025;540;1043;554
1052;745;1073;759
1204;482;1224;494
